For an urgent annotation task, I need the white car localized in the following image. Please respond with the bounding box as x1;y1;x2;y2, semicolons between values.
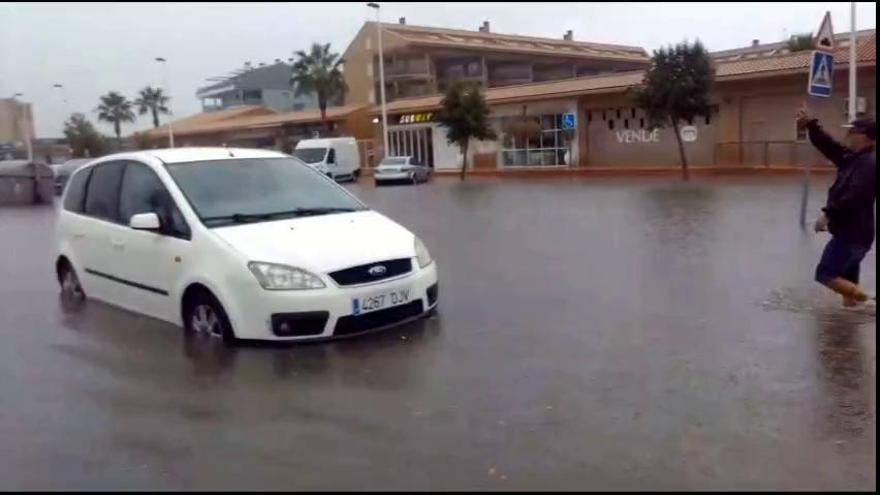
374;156;432;185
55;148;438;343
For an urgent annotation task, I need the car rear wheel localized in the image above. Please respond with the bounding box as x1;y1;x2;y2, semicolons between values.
184;291;236;345
58;262;85;303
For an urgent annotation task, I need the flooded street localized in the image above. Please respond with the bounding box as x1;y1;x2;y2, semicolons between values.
0;176;875;490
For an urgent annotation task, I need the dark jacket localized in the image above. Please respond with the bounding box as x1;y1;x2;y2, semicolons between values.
807;120;876;247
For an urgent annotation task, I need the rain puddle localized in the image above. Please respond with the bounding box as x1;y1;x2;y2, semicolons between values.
760;286;876;324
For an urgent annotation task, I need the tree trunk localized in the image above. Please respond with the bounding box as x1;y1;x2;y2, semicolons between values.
319;95;329;134
671;119;689;181
115;121;121;150
152;107;159;128
459;139;469;181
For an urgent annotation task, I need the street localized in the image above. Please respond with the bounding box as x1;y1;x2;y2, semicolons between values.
0;176;875;490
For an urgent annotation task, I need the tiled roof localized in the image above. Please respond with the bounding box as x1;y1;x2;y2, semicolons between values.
371;34;876;114
375;22;648;62
712;29;875;62
163;104;369;137
716;33;875;78
147;106;276;138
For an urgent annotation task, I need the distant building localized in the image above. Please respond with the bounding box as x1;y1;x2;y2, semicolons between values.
195;61;321;112
0;98;35;158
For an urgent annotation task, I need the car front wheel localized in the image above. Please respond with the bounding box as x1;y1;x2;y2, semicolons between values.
184;291;236;345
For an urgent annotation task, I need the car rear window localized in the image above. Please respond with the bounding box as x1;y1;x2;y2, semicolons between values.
84;162;125;222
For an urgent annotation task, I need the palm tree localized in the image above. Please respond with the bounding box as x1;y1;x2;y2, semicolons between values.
291;43;347;132
96;91;136;149
134;86;170;128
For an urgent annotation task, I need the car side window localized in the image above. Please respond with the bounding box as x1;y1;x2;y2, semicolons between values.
62;167;92;213
84;161;125;222
119;161;191;240
327;148;336;164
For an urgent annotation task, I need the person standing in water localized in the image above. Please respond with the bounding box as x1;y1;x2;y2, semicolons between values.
797;106;876;308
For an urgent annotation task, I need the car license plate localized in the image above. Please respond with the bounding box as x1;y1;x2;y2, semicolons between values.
353;287;411;315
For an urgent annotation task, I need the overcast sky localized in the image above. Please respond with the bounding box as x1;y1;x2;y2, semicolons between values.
2;2;876;138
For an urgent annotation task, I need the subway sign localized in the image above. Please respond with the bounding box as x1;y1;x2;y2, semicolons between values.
397;112;434;124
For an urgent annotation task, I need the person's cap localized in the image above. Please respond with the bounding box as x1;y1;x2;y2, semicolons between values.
846;118;875;141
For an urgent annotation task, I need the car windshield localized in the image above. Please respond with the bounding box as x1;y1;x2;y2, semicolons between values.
166;157;366;227
379;157;409;167
293;148;327;164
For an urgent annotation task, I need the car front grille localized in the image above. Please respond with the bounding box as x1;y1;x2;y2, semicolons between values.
328;258;412;286
334;300;424;336
426;283;438;307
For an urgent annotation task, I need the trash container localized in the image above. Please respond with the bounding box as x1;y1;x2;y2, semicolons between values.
0;160;55;205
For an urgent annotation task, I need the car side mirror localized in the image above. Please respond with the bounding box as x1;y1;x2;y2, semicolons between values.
129;212;161;231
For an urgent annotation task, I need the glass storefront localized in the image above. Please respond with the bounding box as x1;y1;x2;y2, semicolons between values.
499;114;570;167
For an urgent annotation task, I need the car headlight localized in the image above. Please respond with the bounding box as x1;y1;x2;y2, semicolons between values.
247;262;326;290
414;236;433;268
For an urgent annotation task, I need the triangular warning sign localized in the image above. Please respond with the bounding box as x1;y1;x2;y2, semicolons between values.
813;55;832;86
815;12;835;52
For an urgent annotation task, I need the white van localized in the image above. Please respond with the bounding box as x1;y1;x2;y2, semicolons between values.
293;137;361;181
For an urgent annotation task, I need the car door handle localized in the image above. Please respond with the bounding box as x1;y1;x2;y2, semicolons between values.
111;239;125;250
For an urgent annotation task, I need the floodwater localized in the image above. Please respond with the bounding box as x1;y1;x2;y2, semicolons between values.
0;176;874;490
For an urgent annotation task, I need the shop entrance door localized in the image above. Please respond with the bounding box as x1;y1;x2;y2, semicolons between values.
388;126;434;168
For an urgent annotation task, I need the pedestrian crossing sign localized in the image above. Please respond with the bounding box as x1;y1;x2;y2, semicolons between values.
808;51;834;97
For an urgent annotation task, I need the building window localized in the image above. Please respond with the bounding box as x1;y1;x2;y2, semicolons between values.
616;108;621;119
705;115;711;125
631;108;637;118
795;119;808;142
640;118;645;129
624;119;629;129
500;114;570;167
608;119;615;130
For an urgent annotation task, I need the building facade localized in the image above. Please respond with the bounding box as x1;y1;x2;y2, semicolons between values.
153;22;875;174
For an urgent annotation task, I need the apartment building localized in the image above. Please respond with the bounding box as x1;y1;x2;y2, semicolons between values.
343;19;649;105
195;61;320;113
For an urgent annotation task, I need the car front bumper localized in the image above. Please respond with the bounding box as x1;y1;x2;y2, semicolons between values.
226;260;438;341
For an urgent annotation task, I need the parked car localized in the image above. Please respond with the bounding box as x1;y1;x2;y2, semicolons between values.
293;137;361;182
55;148;438;344
374;156;432;185
53;158;92;195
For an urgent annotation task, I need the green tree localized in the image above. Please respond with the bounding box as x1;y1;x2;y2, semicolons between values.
62;113;108;158
96;91;136;149
436;81;497;181
290;43;347;132
786;33;814;52
134;86;171;128
636;40;714;180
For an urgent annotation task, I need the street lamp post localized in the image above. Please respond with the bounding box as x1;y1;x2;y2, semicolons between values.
367;2;389;159
13;92;33;161
155;57;175;147
848;1;857;122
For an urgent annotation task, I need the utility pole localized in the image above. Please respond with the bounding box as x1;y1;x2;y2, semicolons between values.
155;57;175;147
367;3;389;159
848;1;857;122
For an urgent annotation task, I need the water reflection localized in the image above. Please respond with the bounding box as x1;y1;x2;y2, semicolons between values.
813;313;873;442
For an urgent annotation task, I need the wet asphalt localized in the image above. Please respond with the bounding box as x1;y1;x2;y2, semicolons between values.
0;176;875;491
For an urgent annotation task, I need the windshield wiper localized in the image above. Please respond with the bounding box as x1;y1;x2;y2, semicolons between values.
203;207;361;225
202;212;274;225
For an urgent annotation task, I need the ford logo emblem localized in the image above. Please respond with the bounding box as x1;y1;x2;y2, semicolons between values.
368;265;387;276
